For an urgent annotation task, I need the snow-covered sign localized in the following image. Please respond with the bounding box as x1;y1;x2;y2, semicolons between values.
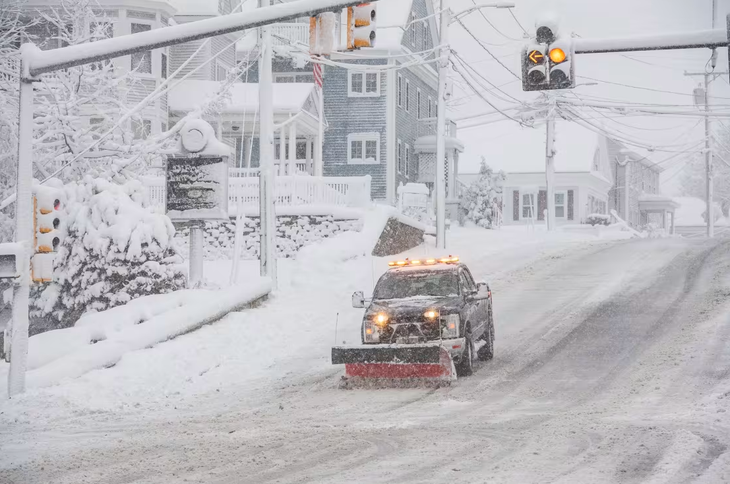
165;119;230;221
166;156;229;221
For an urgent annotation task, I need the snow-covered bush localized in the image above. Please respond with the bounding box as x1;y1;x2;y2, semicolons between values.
641;222;667;239
30;177;186;332
586;213;610;226
462;159;505;229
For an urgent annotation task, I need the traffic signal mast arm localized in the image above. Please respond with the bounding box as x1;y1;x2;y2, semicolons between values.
23;0;376;77
573;28;727;54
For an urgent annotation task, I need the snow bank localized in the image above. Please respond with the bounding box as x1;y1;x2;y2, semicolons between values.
23;283;271;389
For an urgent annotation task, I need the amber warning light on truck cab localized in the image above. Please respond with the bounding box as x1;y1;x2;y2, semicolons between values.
387;256;459;268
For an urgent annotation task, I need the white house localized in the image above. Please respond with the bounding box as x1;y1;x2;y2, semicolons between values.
461;122;614;226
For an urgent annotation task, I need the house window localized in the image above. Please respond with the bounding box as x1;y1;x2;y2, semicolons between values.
405;79;410;112
397;74;403;107
130;23;152;73
397;139;403;173
161;53;168;79
348;133;380;164
349;72;379;96
555;192;566;218
410;13;417;45
428;96;433;117
522;193;535;219
405;144;410;177
423;23;429;51
417;88;422;119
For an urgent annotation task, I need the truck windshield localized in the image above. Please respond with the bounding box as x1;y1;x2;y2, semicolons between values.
373;270;459;299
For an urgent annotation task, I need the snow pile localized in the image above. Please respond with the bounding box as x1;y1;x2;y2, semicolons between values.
30;177;186;332
21;283;271;389
174;215;362;260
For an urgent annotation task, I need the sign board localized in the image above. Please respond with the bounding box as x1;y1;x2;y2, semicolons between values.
166;155;229;222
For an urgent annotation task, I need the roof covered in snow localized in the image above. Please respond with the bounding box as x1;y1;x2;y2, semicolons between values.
168;80;315;114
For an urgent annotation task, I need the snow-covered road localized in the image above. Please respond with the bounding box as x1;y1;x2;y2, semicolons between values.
2;235;730;483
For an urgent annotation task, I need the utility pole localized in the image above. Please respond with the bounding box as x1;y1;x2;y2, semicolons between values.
682;0;723;238
259;0;278;287
7;49;35;397
545;96;556;231
435;0;450;249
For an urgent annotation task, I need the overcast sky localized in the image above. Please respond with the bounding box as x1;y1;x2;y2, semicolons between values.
447;0;730;195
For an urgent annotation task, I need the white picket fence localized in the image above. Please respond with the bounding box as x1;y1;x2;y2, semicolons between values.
143;174;372;212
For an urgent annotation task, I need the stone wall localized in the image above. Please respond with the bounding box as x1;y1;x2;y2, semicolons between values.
372;217;425;257
174;215;362;260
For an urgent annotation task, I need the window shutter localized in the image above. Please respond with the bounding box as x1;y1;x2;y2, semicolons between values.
568;190;574;220
537;190;547;221
513;191;519;221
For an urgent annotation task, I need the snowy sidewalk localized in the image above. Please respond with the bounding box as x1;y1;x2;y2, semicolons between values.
1;281;271;395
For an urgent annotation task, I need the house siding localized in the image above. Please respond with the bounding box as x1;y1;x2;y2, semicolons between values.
170;38;211;80
606;137;662;227
395;63;436;186
322;59;387;199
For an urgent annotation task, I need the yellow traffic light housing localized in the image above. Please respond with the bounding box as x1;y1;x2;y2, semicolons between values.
346;3;376;50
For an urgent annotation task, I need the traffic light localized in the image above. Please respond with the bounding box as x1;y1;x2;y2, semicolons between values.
309;12;336;55
346;3;376;50
521;19;574;91
32;185;64;282
522;43;547;91
547;39;574;90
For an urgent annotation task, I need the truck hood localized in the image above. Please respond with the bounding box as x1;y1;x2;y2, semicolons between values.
367;296;462;320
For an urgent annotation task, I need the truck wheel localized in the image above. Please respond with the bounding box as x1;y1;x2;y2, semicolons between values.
477;322;494;361
456;331;474;377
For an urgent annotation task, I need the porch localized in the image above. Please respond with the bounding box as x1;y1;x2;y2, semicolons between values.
168;80;324;175
638;195;680;234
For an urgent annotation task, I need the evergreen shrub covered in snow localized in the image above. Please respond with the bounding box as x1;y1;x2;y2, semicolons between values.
462;159;505;229
30;177;186;332
586;214;610;226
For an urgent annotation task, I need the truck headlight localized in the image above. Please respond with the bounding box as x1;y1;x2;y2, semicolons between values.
441;314;459;338
364;321;380;343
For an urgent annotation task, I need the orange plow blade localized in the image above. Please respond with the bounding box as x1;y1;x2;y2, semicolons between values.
332;344;456;388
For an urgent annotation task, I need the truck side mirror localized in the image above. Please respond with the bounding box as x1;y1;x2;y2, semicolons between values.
476;282;490;299
352;291;365;308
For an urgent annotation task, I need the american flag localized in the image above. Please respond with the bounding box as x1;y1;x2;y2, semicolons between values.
313;59;323;89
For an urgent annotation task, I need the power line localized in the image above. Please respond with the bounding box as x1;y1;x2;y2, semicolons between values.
508;9;527;35
578;75;730;101
451;51;524;104
455;17;521;80
450;59;523;125
467;0;522;41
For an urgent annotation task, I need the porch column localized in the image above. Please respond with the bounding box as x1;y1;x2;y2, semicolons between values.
279;127;286;176
662;209;667;229
671;211;676;235
447;150;456;199
305;137;313;175
288;123;297;175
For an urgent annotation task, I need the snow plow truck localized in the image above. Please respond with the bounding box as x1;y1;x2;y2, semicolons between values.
332;256;495;387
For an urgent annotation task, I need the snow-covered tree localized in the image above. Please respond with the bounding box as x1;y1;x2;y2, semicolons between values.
680;130;730;218
30;0;162;181
30;177;186;332
462;158;505;229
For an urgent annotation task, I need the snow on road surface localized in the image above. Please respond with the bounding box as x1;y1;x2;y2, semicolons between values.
1;228;729;483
